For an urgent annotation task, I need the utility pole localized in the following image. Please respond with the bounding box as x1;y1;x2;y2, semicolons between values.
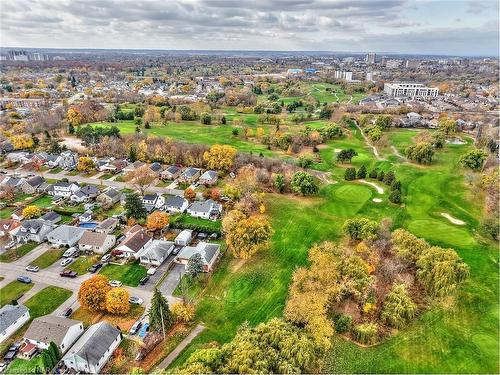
159;302;166;340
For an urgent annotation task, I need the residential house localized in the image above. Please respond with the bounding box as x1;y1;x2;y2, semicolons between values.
40;211;61;224
21;176;45;194
46;225;86;247
114;228;152;258
5;151;29;164
174;229;193;246
78;211;93;223
142;193;165;212
175;241;221;272
98;159;127;174
150;162;163;174
0;304;30;343
62;321;122;374
24;315;84;354
123;161;145;174
164;195;189;214
0;219;21;237
95;217;119;234
137;240;174;266
13;219;54;243
160;165;181;180
78;231;116;254
187;199;222;220
96;188;122;208
51;151;77;170
2;177;26;191
50;181;80;198
199;170;218;185
70;185;100;203
179;167;201;183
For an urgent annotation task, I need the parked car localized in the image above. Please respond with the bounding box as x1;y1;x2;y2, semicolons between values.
63;308;73;317
172;246;182;255
129;321;143;335
138;323;150;338
60;257;73;267
87;263;103;273
109;280;122;287
101;254;111;263
60;270;77;278
146;267;157;276
25;265;39;272
139;276;149;285
129;296;144;305
5;240;16;250
63;247;78;257
0;362;6;373
17;276;32;284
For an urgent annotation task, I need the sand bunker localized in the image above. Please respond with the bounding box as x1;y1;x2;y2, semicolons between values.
359;179;384;194
372;198;382;203
334;148;342;152
441;212;466;225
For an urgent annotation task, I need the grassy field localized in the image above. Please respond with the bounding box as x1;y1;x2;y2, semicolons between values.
29;195;53;209
0;281;33;307
168;128;499;373
7;355;44;374
0;242;39;263
170;214;222;231
67;254;100;274
24;286;72;319
99;263;147;287
29;249;64;269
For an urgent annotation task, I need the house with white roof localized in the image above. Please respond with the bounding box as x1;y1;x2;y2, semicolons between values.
46;225;86;247
187;199;222;220
137;239;174;266
175;241;221;272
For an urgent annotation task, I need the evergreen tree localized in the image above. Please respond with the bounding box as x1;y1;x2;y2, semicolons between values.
274;174;285;193
357;165;367;179
124;192;147;220
68;122;75;134
383;171;396;186
129;145;137;162
49;341;61;361
369;168;378;179
186;254;205;278
391;180;402;191
388;189;402;204
377;170;385;181
149;288;174;335
344;167;357;181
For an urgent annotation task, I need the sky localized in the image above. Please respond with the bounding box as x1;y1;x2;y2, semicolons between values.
1;0;498;56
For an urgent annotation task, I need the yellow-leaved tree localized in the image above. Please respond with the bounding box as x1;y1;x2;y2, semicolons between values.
106;287;130;315
146;211;169;231
78;275;111;312
10;135;34;150
22;205;42;219
203;144;237;171
77;156;96;173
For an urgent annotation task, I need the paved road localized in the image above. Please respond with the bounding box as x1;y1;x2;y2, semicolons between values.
159;324;205;369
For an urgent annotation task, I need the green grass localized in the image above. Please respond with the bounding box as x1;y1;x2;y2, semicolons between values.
99;263;147;287
0;207;14;219
0;242;38;263
0;281;33;307
29;249;64;269
67;254;100;275
7;355;44;374
171;214;222;231
24;286;72;318
29;195;53;209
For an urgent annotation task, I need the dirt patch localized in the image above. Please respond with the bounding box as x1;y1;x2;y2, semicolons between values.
440;212;466;225
231;258;247;272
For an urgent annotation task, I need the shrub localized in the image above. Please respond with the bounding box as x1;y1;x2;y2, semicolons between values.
290;172;319;196
388;189;401;204
377;170;385;181
171;302;196;323
343;218;379;241
383;171;395;186
334;314;352;333
352;323;378;345
344;167;357;181
391;180;401;191
381;284;416;328
369;169;378;179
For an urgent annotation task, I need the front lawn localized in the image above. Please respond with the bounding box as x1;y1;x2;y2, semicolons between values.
0;242;39;263
67;254;100;275
71;304;145;331
8;355;44;374
24;286;72;318
0;281;33;307
99;263;147;287
29;249;64;269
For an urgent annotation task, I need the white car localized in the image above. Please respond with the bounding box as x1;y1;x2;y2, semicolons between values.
25;265;39;272
109;280;122;287
128;296;144;305
60;257;73;267
5;240;16;249
101;254;111;263
0;362;7;373
147;267;157;276
63;247;78;257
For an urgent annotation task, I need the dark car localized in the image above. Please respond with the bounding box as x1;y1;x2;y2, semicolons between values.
87;263;103;273
17;276;32;284
60;270;78;278
139;276;149;285
63;308;73;317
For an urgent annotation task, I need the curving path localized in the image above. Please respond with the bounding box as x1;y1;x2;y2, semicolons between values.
352;120;385;161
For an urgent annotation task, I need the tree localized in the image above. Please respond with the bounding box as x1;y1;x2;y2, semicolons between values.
274;173;285;193
377;170;385;181
459;148;488;171
391;229;430;263
146;211;169;231
344;167;357;181
77;156;95;173
186;253;204;277
357;165;367;179
416;246;469;296
383;171;396;186
106;287;130;315
222;210;273;259
67;107;83;127
200;113;212;125
290;172;318;195
203;144;237;171
406;142;434;164
22;205;41;219
375;115;392;130
343;218;379;241
391;180;401;191
337;148;358;163
149;288;174;335
126;165;156;195
129;145;138;162
184;188;196;201
124;192;147;220
171;302;196;323
381;284;416;328
10;135;34;150
369;168;378;179
78;275;111;312
388;189;402;204
438;117;457;135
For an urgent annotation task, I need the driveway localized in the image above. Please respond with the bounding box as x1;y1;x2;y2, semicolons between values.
159;263;185;297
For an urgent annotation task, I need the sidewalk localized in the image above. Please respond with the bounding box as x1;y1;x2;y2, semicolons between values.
159;324;205;369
